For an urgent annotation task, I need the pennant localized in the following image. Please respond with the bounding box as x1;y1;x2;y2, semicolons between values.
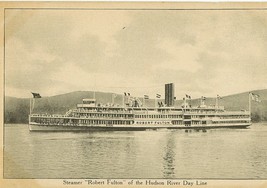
156;94;161;98
144;95;149;99
186;94;191;99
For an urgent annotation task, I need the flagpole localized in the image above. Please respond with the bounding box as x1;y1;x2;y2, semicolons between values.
249;92;251;114
185;97;187;112
32;98;35;113
29;97;32;124
143;97;145;107
30;98;32;115
93;81;96;100
189;97;191;108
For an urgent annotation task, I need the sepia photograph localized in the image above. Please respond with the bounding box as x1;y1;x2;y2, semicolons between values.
1;2;267;187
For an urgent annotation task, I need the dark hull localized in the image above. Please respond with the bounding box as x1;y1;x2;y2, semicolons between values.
29;123;251;132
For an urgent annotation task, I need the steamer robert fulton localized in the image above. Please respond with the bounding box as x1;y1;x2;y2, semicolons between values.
29;83;254;131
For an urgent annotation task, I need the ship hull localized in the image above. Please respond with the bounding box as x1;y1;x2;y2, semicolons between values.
29;123;251;132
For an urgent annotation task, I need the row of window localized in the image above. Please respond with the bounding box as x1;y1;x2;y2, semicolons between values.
31;117;250;125
192;122;202;125
213;120;250;124
31;118;64;124
79;120;132;125
190;115;249;119
76;109;132;114
76;114;133;118
172;121;184;125
134;115;249;119
219;116;250;119
135;114;183;119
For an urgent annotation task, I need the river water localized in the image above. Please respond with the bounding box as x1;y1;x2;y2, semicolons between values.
4;123;267;179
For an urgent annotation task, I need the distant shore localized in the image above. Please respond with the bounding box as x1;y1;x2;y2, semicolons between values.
4;89;267;124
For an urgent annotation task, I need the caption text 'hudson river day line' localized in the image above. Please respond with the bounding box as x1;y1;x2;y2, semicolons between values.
63;179;208;186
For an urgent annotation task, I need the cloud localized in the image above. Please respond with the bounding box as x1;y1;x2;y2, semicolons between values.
5;9;267;98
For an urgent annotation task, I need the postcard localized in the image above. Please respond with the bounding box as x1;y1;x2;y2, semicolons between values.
1;2;267;188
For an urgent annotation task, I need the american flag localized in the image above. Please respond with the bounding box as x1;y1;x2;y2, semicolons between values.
251;93;261;102
31;92;41;98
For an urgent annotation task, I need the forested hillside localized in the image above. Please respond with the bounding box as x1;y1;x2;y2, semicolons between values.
4;89;267;123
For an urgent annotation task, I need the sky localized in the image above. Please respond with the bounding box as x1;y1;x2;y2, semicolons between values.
4;9;267;99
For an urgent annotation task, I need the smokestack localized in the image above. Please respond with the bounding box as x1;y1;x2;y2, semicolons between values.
165;83;175;107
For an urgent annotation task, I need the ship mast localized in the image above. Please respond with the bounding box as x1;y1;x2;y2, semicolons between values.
122;94;125;107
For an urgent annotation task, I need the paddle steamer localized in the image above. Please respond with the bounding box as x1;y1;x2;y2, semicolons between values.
29;83;252;131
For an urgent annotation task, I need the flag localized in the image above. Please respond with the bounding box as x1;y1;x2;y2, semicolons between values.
124;92;127;96
158;101;164;107
186;94;191;99
251;93;261;102
144;95;149;99
31;92;41;98
156;94;161;98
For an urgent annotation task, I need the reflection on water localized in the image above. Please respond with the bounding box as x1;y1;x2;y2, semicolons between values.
163;131;176;178
4;123;267;179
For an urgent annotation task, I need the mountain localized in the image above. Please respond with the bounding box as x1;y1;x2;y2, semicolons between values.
4;89;267;124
